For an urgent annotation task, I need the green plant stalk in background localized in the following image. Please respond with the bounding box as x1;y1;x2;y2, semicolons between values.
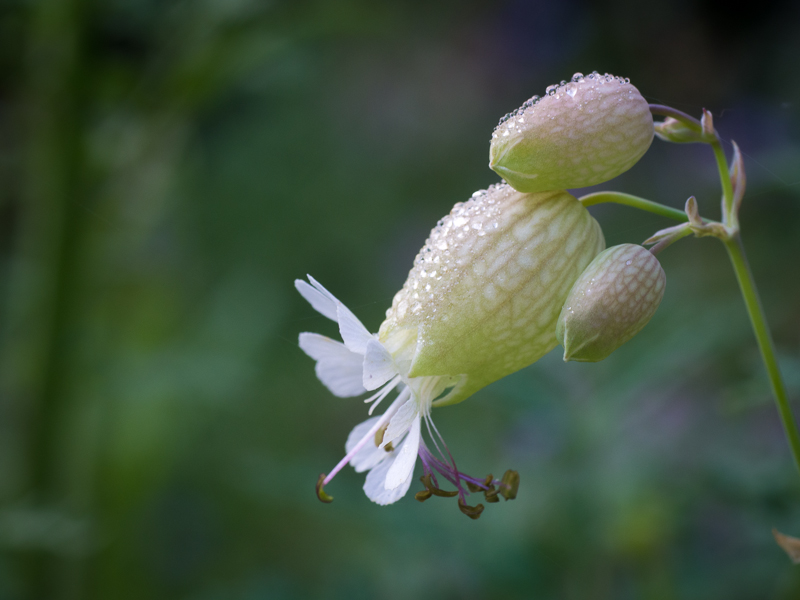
580;124;800;480
724;237;800;475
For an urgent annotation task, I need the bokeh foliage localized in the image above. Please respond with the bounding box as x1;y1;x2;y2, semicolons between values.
1;0;799;598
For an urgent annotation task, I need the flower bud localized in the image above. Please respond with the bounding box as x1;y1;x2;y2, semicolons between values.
556;244;665;362
379;183;605;405
489;72;654;193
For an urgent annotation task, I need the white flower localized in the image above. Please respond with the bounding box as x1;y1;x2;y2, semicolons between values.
296;275;512;516
295;183;605;516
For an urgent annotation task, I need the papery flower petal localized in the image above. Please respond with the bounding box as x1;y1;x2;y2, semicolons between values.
362;339;397;391
383;396;418;447
336;304;372;355
299;332;366;397
384;415;421;490
298;332;351;362
295;278;338;321
297;275;374;355
345;416;393;473
363;444;415;505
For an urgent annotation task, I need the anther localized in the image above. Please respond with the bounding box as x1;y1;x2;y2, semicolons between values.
384;441;394;452
415;489;432;502
421;474;458;498
458;498;485;520
374;423;389;447
500;470;519;500
466;481;484;493
316;473;333;503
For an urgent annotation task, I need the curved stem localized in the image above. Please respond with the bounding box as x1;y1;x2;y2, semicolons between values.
725;237;800;476
711;140;736;226
578;191;688;222
649;104;703;130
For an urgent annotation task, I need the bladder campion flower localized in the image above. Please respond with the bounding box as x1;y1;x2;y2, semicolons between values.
297;183;604;517
489;72;654;193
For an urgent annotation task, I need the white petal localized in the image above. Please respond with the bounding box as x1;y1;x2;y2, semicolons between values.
307;276;371;350
345;416;390;473
295;279;338;321
383;396;418;447
363;440;415;505
298;332;349;362
384;415;421;490
299;332;366;397
336;304;372;355
362;339;397;391
315;361;366;398
297;276;373;355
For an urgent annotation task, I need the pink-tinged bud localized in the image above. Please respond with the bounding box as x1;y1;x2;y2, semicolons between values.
556;244;665;362
489;72;654;193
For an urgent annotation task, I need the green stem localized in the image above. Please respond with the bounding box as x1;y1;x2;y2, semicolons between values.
578;192;688;222
725;237;800;476
648;104;703;130
711;140;736;226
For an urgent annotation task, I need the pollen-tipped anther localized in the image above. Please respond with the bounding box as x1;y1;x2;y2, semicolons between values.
458;498;485;520
316;473;334;503
500;470;520;500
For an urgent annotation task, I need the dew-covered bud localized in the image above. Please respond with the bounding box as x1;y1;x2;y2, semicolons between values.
379;183;605;405
556;244;665;362
489;72;654;193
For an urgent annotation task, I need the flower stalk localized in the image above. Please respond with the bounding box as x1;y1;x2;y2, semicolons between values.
583;106;800;481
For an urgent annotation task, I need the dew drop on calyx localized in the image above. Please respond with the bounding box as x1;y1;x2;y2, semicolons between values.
572;72;584;82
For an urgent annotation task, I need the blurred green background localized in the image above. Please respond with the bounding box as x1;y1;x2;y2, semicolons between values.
1;0;800;598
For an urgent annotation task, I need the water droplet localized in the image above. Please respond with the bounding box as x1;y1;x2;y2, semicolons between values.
572;72;584;82
546;84;558;96
626;260;632;266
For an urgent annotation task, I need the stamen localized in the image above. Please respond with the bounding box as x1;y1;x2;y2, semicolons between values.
466;479;486;493
319;390;408;489
457;498;484;520
500;470;519;500
384;441;394;452
366;375;402;415
415;489;432;502
374;423;388;447
415;436;519;519
316;473;333;503
420;474;458;497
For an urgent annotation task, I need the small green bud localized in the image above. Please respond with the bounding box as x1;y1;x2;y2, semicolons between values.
489;72;653;193
556;244;665;362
